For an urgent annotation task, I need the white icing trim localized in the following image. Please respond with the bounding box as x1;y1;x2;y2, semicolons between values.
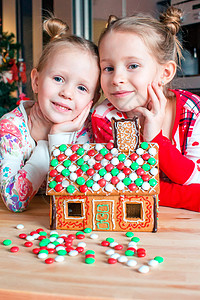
121;196;145;223
63;198;85;219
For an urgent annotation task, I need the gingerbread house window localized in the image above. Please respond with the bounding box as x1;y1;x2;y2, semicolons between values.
68;202;82;217
126;203;142;219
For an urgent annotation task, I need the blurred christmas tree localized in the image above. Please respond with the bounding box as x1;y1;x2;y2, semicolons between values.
0;28;27;117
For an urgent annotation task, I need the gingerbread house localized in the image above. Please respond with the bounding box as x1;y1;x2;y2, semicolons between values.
46;117;159;232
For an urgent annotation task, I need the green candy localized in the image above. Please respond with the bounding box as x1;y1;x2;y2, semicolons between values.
106;237;114;243
85;250;95;255
61;169;70;177
50;233;59;238
135;178;143;187
81;164;89;172
84;228;92;233
76;231;84;235
100;148;108;156
140;142;149;150
59;144;67;152
77;158;84;166
51;159;58;167
39;249;48;254
49;181;57;189
131;162;139;170
67;185;75;194
52;241;60;246
111;168;119;176
131;236;140;243
118;153;126;161
149;178;157;187
85;257;95;264
76;177;85;186
126;232;134;238
142;164;151;171
148;157;156;165
98;168;107;177
154;256;164;263
39;238;50;247
3;239;12;246
123;177;131;186
63;159;71;168
77;148;85;156
39;231;47;236
125;250;134;256
86;179;94;187
57;249;67;256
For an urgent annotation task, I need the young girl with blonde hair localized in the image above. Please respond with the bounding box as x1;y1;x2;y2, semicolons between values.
0;17;100;212
92;7;200;211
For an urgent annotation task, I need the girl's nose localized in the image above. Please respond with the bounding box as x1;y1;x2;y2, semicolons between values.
112;69;126;86
59;85;73;100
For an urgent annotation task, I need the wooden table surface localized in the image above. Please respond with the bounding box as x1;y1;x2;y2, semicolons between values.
0;195;200;300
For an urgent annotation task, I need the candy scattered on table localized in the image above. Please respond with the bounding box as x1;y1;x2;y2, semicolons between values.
3;239;12;246
138;265;150;274
16;224;24;230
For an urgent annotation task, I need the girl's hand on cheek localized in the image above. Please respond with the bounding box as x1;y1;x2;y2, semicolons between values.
28;102;53;142
133;82;167;141
50;101;93;134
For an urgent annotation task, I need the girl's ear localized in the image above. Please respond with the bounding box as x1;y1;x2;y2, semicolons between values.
160;60;177;86
31;68;39;94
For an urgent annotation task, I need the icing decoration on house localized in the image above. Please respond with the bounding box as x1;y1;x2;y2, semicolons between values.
46;117;159;232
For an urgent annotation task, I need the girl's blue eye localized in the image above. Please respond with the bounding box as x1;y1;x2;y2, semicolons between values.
78;85;87;92
128;64;139;70
103;66;114;72
54;76;63;83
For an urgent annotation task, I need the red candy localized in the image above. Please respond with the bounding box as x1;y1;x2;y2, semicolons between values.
85;254;95;258
45;258;55;264
71;144;79;151
142;153;150;160
114;244;123;250
128;183;137;191
68;234;76;240
93;163;102;170
57;153;66;161
105;153;113;160
111;176;119;185
55;184;63;192
76;234;85;239
38;235;46;241
65;246;74;253
123;167;131;175
48;248;56;254
19;233;27;239
106;164;114;172
76;247;84;253
95;154;103;161
32;248;40;254
87;168;95;176
98;179;106;187
80;185;88;193
117;162;125;170
101;241;110;247
10;246;19;253
137;252;146;257
30;231;37;236
76;169;83;176
142;174;150;181
65;241;72;247
127;247;136;252
106;142;114;150
88;149;96;156
36;228;44;233
130;153;138;161
108;258;117;264
70;153;78;161
49;169;58;177
136;168;145;176
24;241;33;247
55;175;64;182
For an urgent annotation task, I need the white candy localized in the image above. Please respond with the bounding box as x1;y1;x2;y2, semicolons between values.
116;182;125;190
142;182;150;191
148;147;157;156
32;233;40;240
16;224;24;230
68;250;78;256
47;243;56;249
56;165;65;173
118;255;128;263
83;155;90;161
118;172;125;180
49;236;57;242
83;143;90;150
111;148;118;155
92;183;100;191
56;246;65;252
55;255;65;262
138;265;150;273
136;157;144;165
126;259;137;267
95;144;103;151
69;172;77;181
56;238;64;244
65;148;73;156
90;233;98;239
93;174;101;181
38;253;48;259
105;183;114;192
111;253;121;259
101;159;108;167
129;172;138;181
77;242;86;248
53;149;60;156
50;230;58;235
150;167;158;176
88;158;95;166
104;173;112;181
26;235;34;241
136;148;144;155
111;157;119;165
60;233;68;238
109;242;118;248
105;249;115;256
148;259;159;267
124;159;132;167
128;241;137;249
62;180;69;188
69;164;77;172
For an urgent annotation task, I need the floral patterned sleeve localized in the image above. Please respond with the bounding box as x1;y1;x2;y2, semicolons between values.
0;117;50;212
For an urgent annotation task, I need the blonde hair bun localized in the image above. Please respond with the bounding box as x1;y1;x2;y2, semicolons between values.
160;6;183;35
43;17;69;40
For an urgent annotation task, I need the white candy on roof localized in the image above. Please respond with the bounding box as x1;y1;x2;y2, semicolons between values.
111;148;118;155
142;182;150;191
92;183;100;191
62;180;69;188
136;157;144;165
69;172;77;181
116;182;125;190
105;183;114;192
150;167;158;176
83;155;90;161
104;173;112;182
83;143;90;150
95;144;103;151
53;149;60;156
118;172;125;180
65;148;72;156
68;164;77;172
136;148;144;155
111;157;119;165
93;174;101;182
148;147;157;156
129;172;138;181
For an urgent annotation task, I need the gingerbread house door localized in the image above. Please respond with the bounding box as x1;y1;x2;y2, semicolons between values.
92;199;115;231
